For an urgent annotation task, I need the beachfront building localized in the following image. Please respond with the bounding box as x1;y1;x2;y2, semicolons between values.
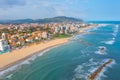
0;39;10;52
65;26;70;34
54;27;60;34
2;32;8;40
42;32;48;39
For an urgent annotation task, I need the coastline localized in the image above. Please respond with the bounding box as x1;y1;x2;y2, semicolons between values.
0;38;69;71
0;25;99;72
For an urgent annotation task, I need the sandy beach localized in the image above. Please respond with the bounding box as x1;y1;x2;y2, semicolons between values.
0;38;69;71
0;25;98;71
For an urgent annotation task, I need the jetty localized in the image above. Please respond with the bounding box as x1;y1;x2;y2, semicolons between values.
78;39;93;46
88;59;113;80
70;38;93;46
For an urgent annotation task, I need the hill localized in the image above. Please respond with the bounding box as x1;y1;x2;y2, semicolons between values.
0;16;83;24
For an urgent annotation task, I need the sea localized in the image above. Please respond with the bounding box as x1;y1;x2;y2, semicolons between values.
0;21;120;80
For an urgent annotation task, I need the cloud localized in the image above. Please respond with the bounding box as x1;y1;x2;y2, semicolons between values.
0;0;26;8
0;0;87;20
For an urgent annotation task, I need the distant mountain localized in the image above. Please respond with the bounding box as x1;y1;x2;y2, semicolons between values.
0;16;83;24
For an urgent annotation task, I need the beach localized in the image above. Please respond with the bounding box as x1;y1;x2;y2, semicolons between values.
0;23;119;80
0;25;97;71
0;38;69;71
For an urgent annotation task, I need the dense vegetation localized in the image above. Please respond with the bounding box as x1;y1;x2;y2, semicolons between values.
54;34;71;38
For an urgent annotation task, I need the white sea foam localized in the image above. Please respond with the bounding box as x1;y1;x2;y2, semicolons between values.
114;25;119;32
89;59;115;80
102;37;115;45
74;65;84;73
104;39;115;45
6;74;13;79
0;45;62;79
95;68;107;80
72;58;100;80
102;25;119;45
112;25;119;37
73;65;88;80
95;46;107;55
87;27;98;32
88;67;98;73
89;58;93;62
73;58;115;80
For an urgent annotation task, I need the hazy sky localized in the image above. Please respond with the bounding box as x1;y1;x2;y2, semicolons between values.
0;0;120;20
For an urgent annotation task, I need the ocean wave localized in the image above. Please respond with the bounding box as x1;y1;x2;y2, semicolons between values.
114;25;119;32
0;45;61;79
6;74;13;79
112;26;119;37
102;25;119;45
94;59;116;80
103;59;116;68
104;39;115;45
112;25;119;37
87;27;99;32
112;33;117;37
95;67;107;80
72;58;115;80
73;65;89;80
101;26;117;45
102;37;115;45
88;67;98;73
72;58;100;80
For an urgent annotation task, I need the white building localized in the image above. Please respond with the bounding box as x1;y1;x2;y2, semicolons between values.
2;32;7;40
0;39;10;52
42;32;48;39
54;27;60;33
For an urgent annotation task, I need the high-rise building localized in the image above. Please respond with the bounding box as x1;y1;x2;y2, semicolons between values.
0;39;10;52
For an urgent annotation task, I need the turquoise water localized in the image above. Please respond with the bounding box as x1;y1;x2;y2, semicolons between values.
0;24;120;80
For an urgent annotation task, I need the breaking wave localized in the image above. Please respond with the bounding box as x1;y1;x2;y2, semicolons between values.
91;59;116;80
72;59;115;80
102;25;119;45
72;58;100;80
0;45;61;79
102;37;115;45
112;25;119;37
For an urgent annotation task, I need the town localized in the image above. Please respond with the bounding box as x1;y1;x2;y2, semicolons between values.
0;22;96;54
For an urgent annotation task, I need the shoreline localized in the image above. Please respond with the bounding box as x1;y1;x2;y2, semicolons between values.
0;43;66;77
0;38;69;72
0;25;99;72
0;43;65;72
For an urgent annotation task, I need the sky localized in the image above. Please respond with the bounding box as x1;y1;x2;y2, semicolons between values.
0;0;120;20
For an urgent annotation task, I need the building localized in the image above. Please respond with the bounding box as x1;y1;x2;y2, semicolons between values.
54;27;60;34
2;32;8;40
42;32;48;39
0;39;10;52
